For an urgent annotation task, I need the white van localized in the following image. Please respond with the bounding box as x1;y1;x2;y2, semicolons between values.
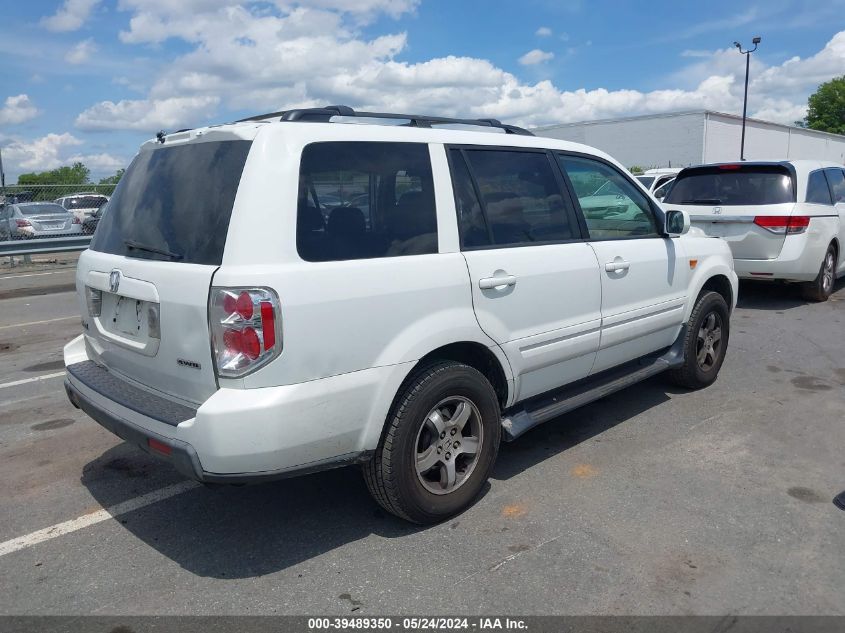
664;161;845;301
64;106;738;523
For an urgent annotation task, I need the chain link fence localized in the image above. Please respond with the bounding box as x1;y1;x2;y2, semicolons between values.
0;184;114;258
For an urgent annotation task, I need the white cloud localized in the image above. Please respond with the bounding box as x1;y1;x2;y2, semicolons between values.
0;94;39;125
67;151;126;172
1;132;125;179
75;96;221;131
518;49;554;66
41;0;102;32
535;26;552;37
76;3;845;133
65;38;98;65
2;133;82;172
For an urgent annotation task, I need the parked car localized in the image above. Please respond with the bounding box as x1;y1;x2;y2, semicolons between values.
653;177;676;201
64;106;738;523
664;161;845;301
55;193;109;222
82;200;108;235
636;168;680;194
1;202;81;239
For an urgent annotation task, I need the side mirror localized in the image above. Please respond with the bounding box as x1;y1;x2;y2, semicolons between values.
665;209;690;236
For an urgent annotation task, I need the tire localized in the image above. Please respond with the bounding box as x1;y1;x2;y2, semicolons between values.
667;291;730;390
363;360;501;524
801;244;837;302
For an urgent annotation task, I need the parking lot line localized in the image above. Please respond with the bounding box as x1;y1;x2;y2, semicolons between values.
0;372;66;390
0;480;200;558
0;316;78;331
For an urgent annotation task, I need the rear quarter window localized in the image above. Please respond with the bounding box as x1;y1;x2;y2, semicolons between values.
91;140;252;265
665;165;795;206
806;170;833;205
296;142;438;262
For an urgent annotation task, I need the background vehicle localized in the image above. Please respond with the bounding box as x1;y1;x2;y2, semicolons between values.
635;168;680;194
64;106;737;524
664;161;845;301
55;193;110;222
653;177;675;201
82;200;109;235
1;202;81;239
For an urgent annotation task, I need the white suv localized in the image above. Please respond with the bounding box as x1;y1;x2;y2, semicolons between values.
664;161;845;301
64;106;738;523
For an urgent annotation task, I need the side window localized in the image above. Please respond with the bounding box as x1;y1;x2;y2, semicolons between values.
448;149;491;248
558;155;658;239
806;170;833;205
296;142;438;262
824;168;845;204
453;149;574;248
654;179;674;200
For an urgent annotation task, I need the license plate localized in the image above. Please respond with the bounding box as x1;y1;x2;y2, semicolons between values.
112;296;146;338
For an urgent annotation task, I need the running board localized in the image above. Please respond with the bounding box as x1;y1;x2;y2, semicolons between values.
501;326;686;442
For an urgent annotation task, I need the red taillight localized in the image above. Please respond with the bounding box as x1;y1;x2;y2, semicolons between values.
148;438;172;456
15;219;31;227
260;301;276;349
718;164;742;170
72;217;81;224
235;292;254;320
241;327;261;360
210;287;281;377
754;215;810;234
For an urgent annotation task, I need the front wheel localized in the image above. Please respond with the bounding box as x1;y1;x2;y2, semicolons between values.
363;361;501;524
801;244;837;302
667;291;730;389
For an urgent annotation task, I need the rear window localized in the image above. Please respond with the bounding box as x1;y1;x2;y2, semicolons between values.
64;196;108;209
91;140;251;265
665;165;795;206
19;204;68;215
296;142;438;262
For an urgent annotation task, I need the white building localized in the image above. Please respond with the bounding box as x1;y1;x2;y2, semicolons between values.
533;110;845;169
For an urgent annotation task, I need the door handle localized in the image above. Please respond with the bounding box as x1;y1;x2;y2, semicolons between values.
479;274;517;290
605;260;630;272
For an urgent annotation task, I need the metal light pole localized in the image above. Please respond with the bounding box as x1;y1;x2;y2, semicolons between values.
734;36;761;161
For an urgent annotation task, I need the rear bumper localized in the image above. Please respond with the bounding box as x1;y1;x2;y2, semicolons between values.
64;377;206;480
63;335;395;483
733;231;830;282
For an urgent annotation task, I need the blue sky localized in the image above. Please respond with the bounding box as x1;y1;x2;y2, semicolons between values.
1;0;844;182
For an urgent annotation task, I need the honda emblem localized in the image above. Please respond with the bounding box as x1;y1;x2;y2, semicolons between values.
109;270;121;293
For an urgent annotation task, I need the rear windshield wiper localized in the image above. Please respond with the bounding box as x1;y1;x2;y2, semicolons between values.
123;239;183;260
679;198;722;205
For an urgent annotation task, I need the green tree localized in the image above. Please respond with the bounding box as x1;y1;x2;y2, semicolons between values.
17;162;90;186
805;75;845;135
98;168;125;185
629;165;644;175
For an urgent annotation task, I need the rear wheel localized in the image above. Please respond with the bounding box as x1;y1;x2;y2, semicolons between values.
363;361;500;524
801;244;837;302
667;291;730;389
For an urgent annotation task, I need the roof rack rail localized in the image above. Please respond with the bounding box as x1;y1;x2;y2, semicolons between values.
236;105;534;136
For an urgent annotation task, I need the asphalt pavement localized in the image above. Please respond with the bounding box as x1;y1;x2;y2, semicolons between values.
0;261;843;615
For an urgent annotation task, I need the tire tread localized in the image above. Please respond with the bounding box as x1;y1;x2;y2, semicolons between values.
363;360;497;523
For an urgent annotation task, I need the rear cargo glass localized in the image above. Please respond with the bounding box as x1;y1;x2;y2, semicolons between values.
91;140;251;265
65;196;108;209
664;165;795;206
19;204;67;215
